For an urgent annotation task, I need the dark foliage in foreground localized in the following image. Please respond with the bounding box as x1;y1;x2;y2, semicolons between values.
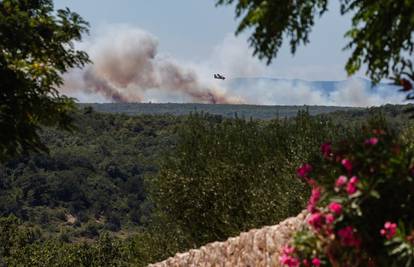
0;0;90;160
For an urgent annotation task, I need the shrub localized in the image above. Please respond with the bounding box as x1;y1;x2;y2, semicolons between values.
281;120;414;266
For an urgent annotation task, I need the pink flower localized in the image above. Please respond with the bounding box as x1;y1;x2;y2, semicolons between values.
297;163;313;178
337;226;361;247
335;175;348;188
341;159;352;172
349;176;358;184
380;221;397;240
279;255;300;267
279;245;300;267
302;259;310;267
308;212;324;230
325;213;335;224
321;142;332;157
328;202;342;215
346;176;359;195
365;137;379;145
282;245;295;255
307;187;321;212
312;257;321;266
346;183;357;195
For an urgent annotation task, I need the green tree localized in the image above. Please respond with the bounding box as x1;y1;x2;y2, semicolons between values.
150;112;340;247
216;0;414;83
0;0;89;160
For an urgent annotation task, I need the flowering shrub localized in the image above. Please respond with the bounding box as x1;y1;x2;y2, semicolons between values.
281;123;414;266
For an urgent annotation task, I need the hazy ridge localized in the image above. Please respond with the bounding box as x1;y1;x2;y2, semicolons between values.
79;103;361;120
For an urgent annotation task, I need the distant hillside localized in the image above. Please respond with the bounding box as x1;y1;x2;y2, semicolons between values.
79;103;360;120
226;77;397;94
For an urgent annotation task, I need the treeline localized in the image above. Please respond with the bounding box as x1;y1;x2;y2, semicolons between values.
80;103;359;119
0;105;412;266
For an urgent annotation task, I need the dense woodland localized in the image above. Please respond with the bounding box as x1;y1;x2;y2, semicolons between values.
0;109;181;240
0;104;412;266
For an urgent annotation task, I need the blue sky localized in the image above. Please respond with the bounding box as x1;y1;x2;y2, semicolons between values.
55;0;356;81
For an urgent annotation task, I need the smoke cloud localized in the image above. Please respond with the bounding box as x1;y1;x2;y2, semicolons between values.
61;25;405;107
224;78;404;107
61;26;242;104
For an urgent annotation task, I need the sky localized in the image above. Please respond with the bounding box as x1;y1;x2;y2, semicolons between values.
54;0;404;106
55;0;354;80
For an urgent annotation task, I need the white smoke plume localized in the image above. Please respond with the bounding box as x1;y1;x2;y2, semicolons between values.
61;26;242;104
210;34;267;78
328;79;403;106
224;78;405;107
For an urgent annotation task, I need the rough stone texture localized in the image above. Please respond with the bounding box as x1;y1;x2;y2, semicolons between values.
149;211;307;267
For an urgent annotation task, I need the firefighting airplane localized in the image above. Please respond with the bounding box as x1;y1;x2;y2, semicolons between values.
213;73;226;80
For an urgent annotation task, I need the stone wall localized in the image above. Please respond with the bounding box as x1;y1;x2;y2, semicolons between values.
149;211;307;267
